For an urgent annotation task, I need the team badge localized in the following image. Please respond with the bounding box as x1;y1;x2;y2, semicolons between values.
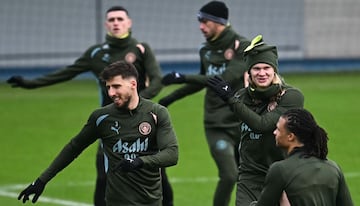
139;122;151;135
125;52;136;63
224;49;234;60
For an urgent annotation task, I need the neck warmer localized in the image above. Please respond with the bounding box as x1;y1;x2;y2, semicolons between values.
105;32;137;48
206;26;235;48
247;84;283;101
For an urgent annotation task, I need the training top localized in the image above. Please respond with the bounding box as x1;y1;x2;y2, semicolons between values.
39;97;179;206
250;148;354;206
22;33;162;106
228;85;304;176
164;26;251;128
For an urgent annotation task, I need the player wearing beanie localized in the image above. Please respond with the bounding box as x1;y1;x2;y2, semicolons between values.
198;1;229;25
207;35;305;206
159;1;251;206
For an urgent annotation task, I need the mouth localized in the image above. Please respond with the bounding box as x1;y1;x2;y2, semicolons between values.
112;28;120;33
257;75;269;81
112;96;121;104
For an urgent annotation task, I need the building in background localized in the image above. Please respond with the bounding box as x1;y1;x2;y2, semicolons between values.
1;0;360;80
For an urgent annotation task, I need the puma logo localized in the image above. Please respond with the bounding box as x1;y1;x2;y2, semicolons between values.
111;121;121;134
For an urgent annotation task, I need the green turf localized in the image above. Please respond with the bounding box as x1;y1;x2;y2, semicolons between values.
1;72;359;205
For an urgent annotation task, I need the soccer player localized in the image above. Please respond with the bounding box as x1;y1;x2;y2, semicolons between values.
207;35;305;206
249;108;353;206
158;1;251;206
6;6;175;206
17;60;179;206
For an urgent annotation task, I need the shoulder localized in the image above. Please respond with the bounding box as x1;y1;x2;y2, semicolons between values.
86;42;108;58
280;86;305;104
270;158;288;169
140;98;165;113
284;86;303;96
86;41;104;50
136;42;155;54
234;35;251;52
267;159;287;176
325;159;344;174
88;104;115;125
226;27;250;51
91;103;116;115
269;155;300;175
137;42;151;49
198;42;207;52
145;99;169;114
140;99;171;123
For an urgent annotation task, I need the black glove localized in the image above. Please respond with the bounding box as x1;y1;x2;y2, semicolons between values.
114;158;144;173
162;72;185;85
18;178;46;203
158;96;176;107
7;76;36;89
207;75;233;102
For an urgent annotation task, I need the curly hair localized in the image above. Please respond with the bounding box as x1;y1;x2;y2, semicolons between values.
281;108;328;159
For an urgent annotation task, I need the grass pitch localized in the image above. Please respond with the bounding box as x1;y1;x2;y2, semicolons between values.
1;72;359;205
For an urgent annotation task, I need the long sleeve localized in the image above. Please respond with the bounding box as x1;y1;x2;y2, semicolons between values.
251;163;285;206
161;83;204;104
252;153;354;206
39;112;99;183
184;36;250;91
140;105;178;167
138;43;163;99
229;88;304;132
336;166;354;206
21;48;95;88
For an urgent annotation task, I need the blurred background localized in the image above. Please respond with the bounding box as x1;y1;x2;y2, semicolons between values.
1;0;360;80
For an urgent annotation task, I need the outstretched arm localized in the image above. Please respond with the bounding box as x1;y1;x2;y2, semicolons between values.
158;84;204;107
17;112;99;203
7;48;94;89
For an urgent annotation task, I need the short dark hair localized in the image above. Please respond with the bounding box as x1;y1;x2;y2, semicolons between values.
100;61;138;82
106;6;129;16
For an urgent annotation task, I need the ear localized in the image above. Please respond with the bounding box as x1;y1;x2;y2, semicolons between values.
244;71;250;88
130;79;137;89
287;132;296;142
247;71;255;87
128;18;133;28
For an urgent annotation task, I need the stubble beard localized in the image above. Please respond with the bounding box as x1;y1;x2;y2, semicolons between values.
114;94;131;109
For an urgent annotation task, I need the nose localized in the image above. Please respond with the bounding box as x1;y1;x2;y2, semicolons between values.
258;68;267;75
108;87;116;96
199;22;205;30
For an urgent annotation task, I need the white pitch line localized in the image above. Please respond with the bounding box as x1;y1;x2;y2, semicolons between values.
344;172;360;178
0;190;92;206
0;173;358;205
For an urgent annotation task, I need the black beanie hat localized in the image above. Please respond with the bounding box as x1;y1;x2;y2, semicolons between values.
244;35;279;73
198;1;228;25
